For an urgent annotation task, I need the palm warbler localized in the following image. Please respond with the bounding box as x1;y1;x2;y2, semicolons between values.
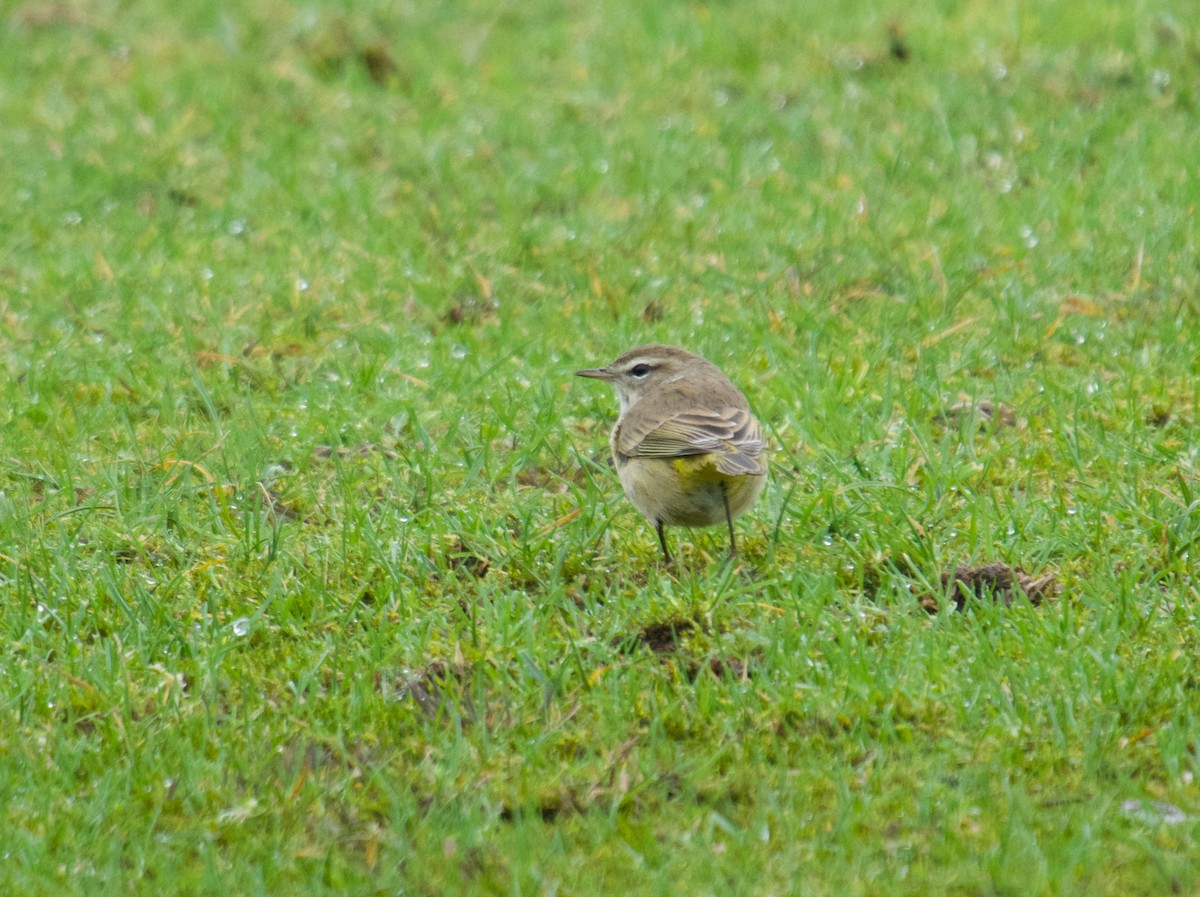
576;344;767;562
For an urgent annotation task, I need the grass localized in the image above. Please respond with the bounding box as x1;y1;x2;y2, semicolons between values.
2;0;1200;893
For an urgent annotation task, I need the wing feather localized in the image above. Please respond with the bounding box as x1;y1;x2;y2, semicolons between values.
623;405;766;476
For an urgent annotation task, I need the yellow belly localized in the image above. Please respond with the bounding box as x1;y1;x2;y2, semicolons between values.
617;454;766;527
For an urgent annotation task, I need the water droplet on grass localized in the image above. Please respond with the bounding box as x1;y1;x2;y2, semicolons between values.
451;344;469;360
296;277;310;292
232;617;251;637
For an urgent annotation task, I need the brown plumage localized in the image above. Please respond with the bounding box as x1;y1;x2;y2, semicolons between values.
576;344;767;561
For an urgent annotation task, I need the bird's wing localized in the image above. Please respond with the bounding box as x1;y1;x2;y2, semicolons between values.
622;405;767;476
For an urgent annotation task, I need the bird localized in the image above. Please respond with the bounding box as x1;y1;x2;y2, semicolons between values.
576;344;767;562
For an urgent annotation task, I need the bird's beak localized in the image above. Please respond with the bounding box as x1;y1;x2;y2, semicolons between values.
575;367;614;381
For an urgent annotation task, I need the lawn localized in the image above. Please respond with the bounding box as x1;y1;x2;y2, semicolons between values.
2;0;1200;893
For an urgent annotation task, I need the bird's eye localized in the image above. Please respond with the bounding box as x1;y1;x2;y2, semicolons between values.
630;363;651;378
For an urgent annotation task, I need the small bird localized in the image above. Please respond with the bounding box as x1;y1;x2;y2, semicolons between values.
576;344;767;562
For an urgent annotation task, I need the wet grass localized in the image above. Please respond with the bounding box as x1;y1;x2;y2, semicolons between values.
2;0;1200;893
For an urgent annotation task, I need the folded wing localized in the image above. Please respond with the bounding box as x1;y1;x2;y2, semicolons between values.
622;405;767;476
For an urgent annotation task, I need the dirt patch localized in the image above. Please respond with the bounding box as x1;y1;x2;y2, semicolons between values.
300;20;408;88
443;536;491;578
499;793;582;824
358;41;398;85
921;562;1059;612
625;619;695;654
258;486;306;521
887;22;911;62
936;398;1017;430
701;655;754;681
1145;405;1172;428
394;662;475;720
642;300;665;322
441;295;496;326
613;620;757;681
312;442;399;461
497;767;687;825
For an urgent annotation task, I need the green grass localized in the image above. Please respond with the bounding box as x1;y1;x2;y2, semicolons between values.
3;0;1200;893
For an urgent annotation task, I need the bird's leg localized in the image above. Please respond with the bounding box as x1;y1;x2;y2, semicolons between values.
655;518;671;564
722;483;736;557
